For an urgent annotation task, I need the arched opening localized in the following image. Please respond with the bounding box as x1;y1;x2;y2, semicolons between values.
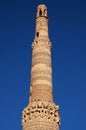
44;9;47;16
44;9;46;15
39;9;42;16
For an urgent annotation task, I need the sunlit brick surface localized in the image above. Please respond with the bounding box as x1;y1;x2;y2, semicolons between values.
22;4;60;130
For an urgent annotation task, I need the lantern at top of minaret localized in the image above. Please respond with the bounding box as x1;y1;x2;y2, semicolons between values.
36;4;47;18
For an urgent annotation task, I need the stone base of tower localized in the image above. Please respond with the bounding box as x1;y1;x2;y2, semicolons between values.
22;100;60;130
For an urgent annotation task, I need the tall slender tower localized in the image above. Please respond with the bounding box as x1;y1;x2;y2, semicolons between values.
22;4;60;130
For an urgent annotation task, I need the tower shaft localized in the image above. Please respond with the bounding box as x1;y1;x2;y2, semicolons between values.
22;4;60;130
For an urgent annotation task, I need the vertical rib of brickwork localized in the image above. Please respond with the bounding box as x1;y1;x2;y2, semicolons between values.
22;4;60;130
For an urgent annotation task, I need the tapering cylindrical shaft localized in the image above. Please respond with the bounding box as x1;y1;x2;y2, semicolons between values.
29;4;53;103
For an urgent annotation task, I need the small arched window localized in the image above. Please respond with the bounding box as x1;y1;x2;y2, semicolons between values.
39;9;42;16
44;9;46;13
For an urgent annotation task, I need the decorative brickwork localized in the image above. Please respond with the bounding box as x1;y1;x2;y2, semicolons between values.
22;4;60;130
22;100;60;130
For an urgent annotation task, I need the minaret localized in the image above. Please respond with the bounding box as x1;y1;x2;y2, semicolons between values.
22;4;60;130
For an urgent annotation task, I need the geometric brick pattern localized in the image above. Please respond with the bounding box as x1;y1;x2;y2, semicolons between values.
22;100;60;130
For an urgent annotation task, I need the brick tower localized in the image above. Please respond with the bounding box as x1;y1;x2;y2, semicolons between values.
22;4;60;130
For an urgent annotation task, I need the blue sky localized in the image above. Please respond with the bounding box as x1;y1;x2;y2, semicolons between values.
0;0;86;130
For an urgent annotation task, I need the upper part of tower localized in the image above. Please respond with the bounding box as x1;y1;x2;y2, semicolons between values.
34;4;49;42
36;4;47;18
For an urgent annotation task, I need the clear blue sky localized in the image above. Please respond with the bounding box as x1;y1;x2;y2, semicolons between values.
0;0;86;130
